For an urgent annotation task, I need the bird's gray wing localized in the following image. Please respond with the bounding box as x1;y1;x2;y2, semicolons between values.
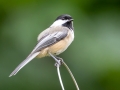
33;29;68;53
9;28;68;77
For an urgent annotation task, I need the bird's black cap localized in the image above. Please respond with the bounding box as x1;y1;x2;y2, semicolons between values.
55;14;73;21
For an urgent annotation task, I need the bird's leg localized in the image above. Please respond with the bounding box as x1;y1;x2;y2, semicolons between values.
49;53;63;67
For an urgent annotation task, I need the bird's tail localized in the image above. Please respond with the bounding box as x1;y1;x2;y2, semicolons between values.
9;52;40;77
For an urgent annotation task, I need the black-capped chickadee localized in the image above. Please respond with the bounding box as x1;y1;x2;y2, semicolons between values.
9;14;74;77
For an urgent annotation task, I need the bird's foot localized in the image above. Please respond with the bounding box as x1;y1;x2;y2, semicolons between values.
48;52;63;67
54;57;63;67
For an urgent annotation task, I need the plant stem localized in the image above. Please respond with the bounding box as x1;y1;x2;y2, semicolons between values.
56;61;65;90
62;61;80;90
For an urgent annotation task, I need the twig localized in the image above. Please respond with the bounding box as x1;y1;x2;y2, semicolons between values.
49;53;65;90
56;62;65;90
49;52;79;90
62;61;80;90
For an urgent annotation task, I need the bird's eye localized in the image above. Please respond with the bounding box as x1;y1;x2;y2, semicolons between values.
62;18;65;20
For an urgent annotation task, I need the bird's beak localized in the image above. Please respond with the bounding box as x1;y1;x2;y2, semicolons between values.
69;19;74;22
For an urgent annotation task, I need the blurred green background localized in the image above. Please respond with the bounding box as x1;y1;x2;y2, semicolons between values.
0;0;120;90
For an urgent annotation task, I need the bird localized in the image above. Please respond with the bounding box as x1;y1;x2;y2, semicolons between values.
9;14;74;77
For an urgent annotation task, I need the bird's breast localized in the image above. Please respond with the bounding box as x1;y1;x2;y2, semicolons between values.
49;30;74;55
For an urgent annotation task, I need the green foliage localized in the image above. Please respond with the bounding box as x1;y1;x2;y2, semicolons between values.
0;0;120;90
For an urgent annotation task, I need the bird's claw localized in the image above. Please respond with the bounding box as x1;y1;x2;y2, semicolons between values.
54;57;63;67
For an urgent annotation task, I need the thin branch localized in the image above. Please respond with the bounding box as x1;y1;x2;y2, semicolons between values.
49;52;79;90
49;53;65;90
62;61;80;90
56;62;65;90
